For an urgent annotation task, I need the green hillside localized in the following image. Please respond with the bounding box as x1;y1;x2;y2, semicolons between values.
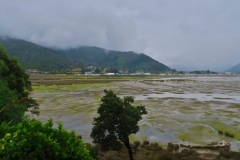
0;37;84;71
57;48;171;73
225;63;240;73
0;37;171;73
99;51;169;72
55;47;106;66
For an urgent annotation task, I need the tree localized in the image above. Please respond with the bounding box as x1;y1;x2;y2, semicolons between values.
106;67;119;73
94;68;101;74
0;119;94;160
91;90;147;160
0;80;25;125
0;44;39;123
0;45;30;97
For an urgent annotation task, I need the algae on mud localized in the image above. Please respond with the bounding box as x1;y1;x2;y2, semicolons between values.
31;75;240;151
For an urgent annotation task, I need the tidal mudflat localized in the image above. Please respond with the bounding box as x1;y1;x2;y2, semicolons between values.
31;76;240;151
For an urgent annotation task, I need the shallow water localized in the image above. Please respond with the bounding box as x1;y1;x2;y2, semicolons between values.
133;92;240;104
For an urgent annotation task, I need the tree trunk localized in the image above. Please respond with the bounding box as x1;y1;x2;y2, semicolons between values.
124;138;134;160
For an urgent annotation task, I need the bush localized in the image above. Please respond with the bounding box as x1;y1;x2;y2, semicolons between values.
225;131;234;138
153;150;177;160
0;119;93;160
143;141;150;145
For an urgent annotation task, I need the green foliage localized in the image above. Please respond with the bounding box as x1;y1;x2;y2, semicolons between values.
0;44;38;120
91;90;147;152
0;44;30;97
59;48;171;73
85;144;100;160
105;67;119;73
0;80;25;125
0;119;94;160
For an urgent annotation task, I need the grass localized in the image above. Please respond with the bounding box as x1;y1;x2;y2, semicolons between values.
32;82;118;92
86;108;97;113
204;112;212;117
188;125;213;133
207;121;240;140
171;92;184;94
153;92;164;94
227;104;240;108
190;101;207;106
178;105;195;112
176;125;224;144
213;97;233;100
30;74;164;86
158;97;184;100
140;124;149;128
93;96;101;101
129;135;148;143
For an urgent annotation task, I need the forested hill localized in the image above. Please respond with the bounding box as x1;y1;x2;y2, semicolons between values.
56;47;171;72
225;63;240;74
0;37;84;71
0;37;171;73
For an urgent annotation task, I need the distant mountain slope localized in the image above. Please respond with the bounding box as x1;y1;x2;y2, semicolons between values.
225;63;240;73
99;51;169;72
57;48;171;72
0;37;171;73
55;47;107;66
0;37;84;71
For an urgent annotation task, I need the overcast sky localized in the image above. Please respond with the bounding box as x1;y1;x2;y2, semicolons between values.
0;0;240;71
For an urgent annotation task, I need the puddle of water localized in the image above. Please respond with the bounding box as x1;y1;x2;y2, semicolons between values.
136;127;178;144
132;92;240;104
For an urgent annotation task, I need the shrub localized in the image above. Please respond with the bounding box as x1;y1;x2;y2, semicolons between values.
0;119;93;160
133;140;140;147
85;143;100;160
154;150;177;160
225;131;234;138
143;140;150;145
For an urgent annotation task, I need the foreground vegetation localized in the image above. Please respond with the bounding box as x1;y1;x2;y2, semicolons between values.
88;141;240;160
0;119;93;160
0;45;93;159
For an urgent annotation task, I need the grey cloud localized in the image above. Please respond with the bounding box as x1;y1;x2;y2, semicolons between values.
0;0;240;71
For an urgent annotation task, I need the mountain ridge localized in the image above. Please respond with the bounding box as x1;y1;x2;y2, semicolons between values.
225;63;240;73
0;37;171;73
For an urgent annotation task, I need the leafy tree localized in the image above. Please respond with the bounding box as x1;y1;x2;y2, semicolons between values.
94;68;101;74
0;44;38;121
0;119;94;160
106;67;119;73
0;80;25;125
91;90;147;160
0;44;30;97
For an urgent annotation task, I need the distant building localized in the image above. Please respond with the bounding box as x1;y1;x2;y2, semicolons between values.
130;72;151;75
84;72;92;76
224;72;232;75
106;73;115;75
